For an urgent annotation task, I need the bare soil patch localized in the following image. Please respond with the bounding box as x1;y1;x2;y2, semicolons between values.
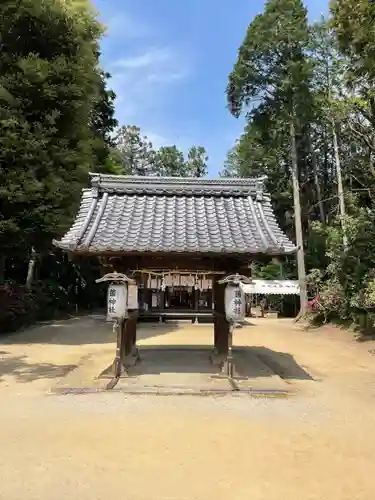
1;316;375;499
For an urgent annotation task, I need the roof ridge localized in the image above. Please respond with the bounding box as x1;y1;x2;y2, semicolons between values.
89;173;267;185
88;173;267;197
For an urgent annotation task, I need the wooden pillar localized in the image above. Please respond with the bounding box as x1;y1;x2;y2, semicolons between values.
120;319;132;359
159;289;165;322
113;319;123;377
129;315;137;349
160;288;165;308
193;288;199;324
120;315;139;367
208;283;213;310
194;288;199;310
213;278;229;355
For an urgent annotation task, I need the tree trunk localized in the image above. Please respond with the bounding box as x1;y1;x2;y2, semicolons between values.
332;121;348;250
290;120;308;318
26;247;37;290
0;254;6;286
327;60;347;249
309;135;325;223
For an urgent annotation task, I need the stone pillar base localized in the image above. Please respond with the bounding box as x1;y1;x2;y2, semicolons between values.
209;348;225;367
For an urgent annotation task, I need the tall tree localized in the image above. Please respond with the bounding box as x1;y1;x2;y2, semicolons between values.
309;20;349;242
0;0;106;286
90;70;118;171
115;125;154;175
331;0;375;85
331;0;375;173
226;0;312;315
222;113;295;236
185;146;208;177
153;145;186;177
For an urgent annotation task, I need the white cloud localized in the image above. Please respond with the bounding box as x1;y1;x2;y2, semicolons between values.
146;70;188;83
100;8;193;157
104;12;151;39
109;45;191;129
114;48;171;70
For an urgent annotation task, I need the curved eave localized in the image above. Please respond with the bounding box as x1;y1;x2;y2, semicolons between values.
52;239;76;251
51;243;297;257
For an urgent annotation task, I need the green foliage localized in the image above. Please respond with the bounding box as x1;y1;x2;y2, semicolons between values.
225;0;375;330
185;146;208;177
0;0;109;254
0;253;107;334
90;71;118;169
331;0;375;82
153;145;187;177
225;0;314;285
113;124;209;178
0;284;36;333
252;263;283;280
306;208;375;326
0;0;118;331
114;125;154;175
227;0;312;122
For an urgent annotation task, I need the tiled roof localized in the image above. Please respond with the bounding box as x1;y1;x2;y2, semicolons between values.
53;174;296;255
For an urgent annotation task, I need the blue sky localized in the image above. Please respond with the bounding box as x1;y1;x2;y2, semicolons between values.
92;0;329;177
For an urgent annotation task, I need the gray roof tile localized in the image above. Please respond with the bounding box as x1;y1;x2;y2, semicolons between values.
53;174;296;255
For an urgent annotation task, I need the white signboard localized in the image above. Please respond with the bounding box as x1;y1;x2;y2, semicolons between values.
107;284;127;320
127;284;139;310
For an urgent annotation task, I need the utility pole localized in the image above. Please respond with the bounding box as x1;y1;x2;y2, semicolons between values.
290;120;308;318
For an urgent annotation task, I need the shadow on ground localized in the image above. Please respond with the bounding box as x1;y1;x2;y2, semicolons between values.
355;332;375;343
99;344;314;382
0;312;259;347
0;316;186;346
0;353;77;384
250;346;314;380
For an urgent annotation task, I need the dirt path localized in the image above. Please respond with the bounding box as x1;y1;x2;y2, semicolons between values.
1;317;375;500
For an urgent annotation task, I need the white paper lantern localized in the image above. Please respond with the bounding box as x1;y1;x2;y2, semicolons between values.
224;284;245;323
107;283;128;320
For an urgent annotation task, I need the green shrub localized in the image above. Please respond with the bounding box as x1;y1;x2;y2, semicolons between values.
0;284;37;333
0;281;76;334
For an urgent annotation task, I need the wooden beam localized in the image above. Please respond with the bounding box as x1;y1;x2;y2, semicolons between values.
105;254;249;273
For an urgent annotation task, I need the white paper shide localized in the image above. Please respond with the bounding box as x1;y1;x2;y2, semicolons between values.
224;284;245;323
127;283;139;310
107;283;128;320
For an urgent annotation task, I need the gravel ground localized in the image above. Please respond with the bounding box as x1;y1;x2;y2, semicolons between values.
1;317;375;500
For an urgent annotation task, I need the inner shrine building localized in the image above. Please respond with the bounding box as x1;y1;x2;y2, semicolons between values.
53;174;296;359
